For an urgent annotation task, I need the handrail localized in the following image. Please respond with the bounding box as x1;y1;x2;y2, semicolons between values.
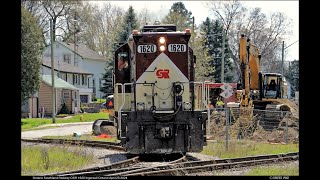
115;83;123;137
116;83;134;138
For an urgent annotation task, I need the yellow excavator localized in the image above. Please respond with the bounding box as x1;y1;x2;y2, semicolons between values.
238;34;293;113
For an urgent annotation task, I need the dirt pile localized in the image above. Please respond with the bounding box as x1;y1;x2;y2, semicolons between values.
279;99;299;119
208;109;299;143
208;111;228;140
250;115;299;143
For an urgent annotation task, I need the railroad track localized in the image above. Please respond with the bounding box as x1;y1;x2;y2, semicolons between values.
21;138;125;151
49;154;186;176
22;139;298;176
108;152;298;176
46;156;141;176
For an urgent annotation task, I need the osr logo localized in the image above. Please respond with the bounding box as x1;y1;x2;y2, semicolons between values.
156;69;170;79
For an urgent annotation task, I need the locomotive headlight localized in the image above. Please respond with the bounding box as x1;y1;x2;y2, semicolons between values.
137;102;145;111
158;37;166;52
159;37;166;44
183;102;192;111
159;45;166;51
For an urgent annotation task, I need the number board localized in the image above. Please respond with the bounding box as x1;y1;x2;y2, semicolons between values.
137;44;156;53
168;44;186;52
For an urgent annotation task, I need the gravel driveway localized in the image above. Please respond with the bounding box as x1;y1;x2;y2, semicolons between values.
21;122;94;139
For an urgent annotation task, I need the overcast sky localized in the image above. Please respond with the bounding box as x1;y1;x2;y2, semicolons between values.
91;1;299;61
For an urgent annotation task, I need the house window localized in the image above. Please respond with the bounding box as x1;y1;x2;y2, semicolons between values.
60;73;66;81
63;92;70;99
82;75;87;85
63;54;71;64
93;78;96;93
80;95;88;103
73;74;78;85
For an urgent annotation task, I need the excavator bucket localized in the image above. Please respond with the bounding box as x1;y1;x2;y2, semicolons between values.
92;119;117;136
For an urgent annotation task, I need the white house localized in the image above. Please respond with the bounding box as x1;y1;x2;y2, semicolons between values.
42;41;107;103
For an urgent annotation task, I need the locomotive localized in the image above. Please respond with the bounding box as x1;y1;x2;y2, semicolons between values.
105;24;210;154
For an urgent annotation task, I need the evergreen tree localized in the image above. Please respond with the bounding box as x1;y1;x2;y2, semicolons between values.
100;59;114;98
21;6;43;102
162;2;193;31
285;60;299;97
118;6;139;43
101;6;138;98
201;18;234;82
194;29;214;82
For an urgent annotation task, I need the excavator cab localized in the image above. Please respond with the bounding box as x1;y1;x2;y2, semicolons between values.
259;73;286;99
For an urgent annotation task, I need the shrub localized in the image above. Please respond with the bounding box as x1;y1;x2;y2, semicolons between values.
59;103;70;114
92;94;97;102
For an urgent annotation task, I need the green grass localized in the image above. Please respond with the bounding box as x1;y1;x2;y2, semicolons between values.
245;166;299;176
21;112;109;130
42;134;119;143
92;98;106;103
21;126;59;132
202;140;299;158
21;145;94;175
56;114;69;118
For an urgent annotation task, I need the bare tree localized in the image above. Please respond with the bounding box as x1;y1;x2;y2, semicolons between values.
137;7;160;28
206;0;292;76
206;0;245;34
22;0;81;46
205;0;246;79
74;2;124;59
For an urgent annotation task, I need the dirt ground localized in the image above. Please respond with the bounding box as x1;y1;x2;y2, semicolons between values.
208;101;299;144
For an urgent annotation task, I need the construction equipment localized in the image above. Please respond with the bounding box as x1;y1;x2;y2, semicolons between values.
238;34;292;113
93;94;116;136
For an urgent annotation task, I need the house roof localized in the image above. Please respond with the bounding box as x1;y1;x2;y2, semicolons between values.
42;75;78;90
42;57;93;75
57;41;106;61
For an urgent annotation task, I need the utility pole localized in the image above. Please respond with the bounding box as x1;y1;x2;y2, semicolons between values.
50;19;56;123
281;41;284;75
221;29;225;83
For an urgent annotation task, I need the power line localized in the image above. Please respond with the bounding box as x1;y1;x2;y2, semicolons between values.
284;40;299;50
